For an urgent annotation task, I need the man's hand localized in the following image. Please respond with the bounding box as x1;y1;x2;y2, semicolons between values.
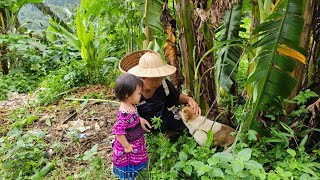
140;117;151;133
187;97;201;116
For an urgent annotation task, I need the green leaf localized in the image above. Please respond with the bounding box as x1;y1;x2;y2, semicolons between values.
209;168;224;178
183;165;192;176
29;0;43;3
83;144;98;160
245;160;263;170
174;161;185;170
297;164;320;178
283;171;293;177
299;174;311;180
213;151;234;162
250;168;266;179
248;130;258;141
189;160;205;169
292;89;319;105
179;151;188;162
216;4;245;92
131;0;163;32
197;165;210;176
201;176;210;180
45;118;51;127
237;148;252;162
299;135;308;149
205;130;214;147
280;121;295;137
231;159;244;174
76;10;86;44
243;0;305;131
49;19;80;50
207;156;219;166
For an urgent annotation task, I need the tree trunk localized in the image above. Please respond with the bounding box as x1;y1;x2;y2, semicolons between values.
286;0;315;113
0;8;9;74
176;0;196;93
143;26;153;49
194;0;217;116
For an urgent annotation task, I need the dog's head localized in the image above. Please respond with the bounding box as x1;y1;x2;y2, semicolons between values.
167;106;182;120
179;106;198;123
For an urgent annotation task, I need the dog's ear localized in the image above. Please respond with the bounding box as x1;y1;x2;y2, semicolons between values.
182;109;190;120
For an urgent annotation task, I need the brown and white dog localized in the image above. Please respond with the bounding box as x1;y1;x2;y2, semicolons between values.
179;106;236;148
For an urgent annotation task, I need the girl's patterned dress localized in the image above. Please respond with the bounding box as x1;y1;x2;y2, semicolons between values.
112;110;148;179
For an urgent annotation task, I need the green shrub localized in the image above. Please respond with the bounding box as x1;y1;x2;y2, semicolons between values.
0;70;39;100
138;130;320;180
32;60;88;106
0;128;49;179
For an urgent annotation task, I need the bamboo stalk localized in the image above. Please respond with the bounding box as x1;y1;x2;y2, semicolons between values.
64;98;120;104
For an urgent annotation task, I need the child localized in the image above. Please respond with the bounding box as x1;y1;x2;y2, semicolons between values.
112;73;148;179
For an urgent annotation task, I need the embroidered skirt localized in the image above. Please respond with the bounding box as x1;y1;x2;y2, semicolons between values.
113;162;147;180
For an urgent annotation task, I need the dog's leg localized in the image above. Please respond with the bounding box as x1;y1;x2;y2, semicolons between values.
193;131;207;146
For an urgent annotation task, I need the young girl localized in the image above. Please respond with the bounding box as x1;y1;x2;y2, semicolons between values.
112;73;148;179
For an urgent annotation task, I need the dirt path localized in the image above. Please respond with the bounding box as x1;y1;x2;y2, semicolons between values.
0;85;119;178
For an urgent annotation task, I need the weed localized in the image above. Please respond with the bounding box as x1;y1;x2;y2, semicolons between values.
31;60;88;106
8;107;39;129
74;144;108;179
0;129;49;179
137;129;320;179
150;116;163;130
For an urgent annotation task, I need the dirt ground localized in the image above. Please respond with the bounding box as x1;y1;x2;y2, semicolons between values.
0;85;119;178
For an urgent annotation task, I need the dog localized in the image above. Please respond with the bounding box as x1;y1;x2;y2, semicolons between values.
179;106;236;148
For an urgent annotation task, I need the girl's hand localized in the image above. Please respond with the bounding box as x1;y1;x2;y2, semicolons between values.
140;117;151;133
124;144;133;153
187;97;201;116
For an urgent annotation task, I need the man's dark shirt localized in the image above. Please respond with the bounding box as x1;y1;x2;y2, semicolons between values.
137;79;186;132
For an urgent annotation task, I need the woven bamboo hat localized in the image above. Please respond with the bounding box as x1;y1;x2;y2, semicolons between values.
119;50;176;77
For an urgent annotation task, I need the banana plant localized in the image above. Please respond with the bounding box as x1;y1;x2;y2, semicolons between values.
75;9;96;82
243;0;307;132
48;0;105;82
215;4;246;95
131;0;163;32
127;0;163;49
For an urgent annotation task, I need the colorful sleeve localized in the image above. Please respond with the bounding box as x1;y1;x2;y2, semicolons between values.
112;112;128;135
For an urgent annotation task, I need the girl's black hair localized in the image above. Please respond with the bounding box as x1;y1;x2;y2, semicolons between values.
114;73;143;102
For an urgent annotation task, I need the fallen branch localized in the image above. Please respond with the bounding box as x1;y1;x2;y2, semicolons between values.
62;111;77;124
64;98;120;104
54;87;80;98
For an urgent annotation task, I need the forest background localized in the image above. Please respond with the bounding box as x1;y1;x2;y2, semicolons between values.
1;0;320;179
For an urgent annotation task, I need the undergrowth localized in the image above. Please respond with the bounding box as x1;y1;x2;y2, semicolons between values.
137;131;320;180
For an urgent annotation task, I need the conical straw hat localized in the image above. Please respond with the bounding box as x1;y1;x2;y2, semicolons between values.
119;50;176;77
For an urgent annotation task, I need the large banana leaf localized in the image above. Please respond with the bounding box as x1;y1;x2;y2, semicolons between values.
128;0;163;32
243;0;306;131
216;4;245;93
